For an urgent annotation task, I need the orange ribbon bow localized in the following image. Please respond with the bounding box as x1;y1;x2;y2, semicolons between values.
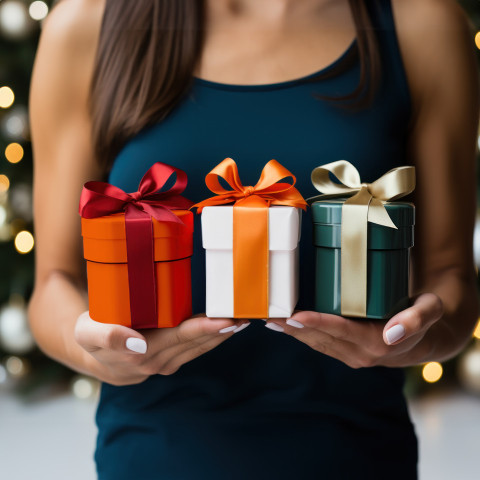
194;158;307;318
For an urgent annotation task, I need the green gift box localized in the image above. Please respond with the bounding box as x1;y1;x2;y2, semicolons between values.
312;199;415;320
308;160;416;320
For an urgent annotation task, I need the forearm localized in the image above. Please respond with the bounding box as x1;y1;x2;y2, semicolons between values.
411;270;478;364
28;271;97;376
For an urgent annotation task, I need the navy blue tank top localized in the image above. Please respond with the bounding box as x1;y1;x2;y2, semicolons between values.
95;2;418;478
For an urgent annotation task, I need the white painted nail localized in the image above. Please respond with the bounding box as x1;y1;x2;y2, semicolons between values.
126;337;147;354
219;325;237;334
265;322;284;332
286;318;304;328
233;323;250;333
385;324;406;345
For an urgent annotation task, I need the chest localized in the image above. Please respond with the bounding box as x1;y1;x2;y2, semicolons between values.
196;1;355;86
109;78;410;200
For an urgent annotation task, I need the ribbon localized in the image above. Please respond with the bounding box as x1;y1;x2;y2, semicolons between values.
79;162;193;329
308;160;415;317
194;158;307;318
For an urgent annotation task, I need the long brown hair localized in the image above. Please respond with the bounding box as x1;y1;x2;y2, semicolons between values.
90;0;380;173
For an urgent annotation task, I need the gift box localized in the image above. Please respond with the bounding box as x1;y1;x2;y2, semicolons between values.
312;200;414;319
194;158;307;319
309;160;415;320
79;162;194;329
202;205;302;318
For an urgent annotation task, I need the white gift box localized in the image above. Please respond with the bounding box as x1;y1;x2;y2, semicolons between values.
201;205;302;318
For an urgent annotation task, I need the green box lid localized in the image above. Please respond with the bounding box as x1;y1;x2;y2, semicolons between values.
311;199;415;227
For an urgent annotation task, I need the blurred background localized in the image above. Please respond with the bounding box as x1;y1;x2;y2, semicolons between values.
0;1;479;479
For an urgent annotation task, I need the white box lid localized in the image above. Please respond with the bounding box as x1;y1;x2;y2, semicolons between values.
201;205;301;251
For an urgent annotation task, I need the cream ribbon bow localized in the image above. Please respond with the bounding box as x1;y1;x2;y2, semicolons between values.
308;160;415;317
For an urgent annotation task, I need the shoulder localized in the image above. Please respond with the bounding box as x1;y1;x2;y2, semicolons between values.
391;0;472;42
39;0;105;60
391;0;470;28
30;0;107;170
390;0;477;101
31;0;106;117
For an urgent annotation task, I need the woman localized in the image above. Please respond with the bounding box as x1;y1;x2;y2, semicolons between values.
28;0;478;478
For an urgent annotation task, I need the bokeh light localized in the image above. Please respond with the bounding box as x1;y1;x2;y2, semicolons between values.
422;362;443;383
5;356;29;377
0;86;15;109
29;1;48;21
473;320;480;340
0;174;10;193
14;230;34;254
72;376;95;399
475;32;480;50
0;206;7;226
5;142;24;163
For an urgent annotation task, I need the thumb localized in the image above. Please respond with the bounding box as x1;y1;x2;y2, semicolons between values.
74;311;147;354
383;293;443;345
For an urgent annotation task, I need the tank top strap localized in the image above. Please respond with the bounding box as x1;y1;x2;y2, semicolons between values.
369;0;412;109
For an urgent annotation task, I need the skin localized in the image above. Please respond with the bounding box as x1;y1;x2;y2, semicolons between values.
28;0;479;386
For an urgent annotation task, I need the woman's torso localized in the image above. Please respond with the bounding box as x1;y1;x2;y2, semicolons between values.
95;1;418;478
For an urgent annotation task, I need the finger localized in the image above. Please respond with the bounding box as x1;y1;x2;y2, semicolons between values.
134;320;250;377
74;311;147;355
275;310;379;344
266;319;377;369
146;322;240;365
268;313;390;360
147;316;246;351
156;331;240;375
383;293;444;345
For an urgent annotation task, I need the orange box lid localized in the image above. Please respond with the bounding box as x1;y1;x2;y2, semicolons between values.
81;210;193;263
81;210;193;240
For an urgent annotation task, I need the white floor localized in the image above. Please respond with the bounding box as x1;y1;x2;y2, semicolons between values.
409;390;480;480
0;387;479;480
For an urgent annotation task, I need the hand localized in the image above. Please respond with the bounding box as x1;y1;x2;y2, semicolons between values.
74;311;250;385
263;293;444;368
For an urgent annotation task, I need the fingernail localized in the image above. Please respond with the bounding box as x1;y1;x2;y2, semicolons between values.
265;322;284;332
219;325;237;334
233;323;250;333
385;324;406;345
126;337;147;354
286;318;304;328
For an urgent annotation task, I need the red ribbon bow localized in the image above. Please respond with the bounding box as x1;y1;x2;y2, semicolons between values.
79;162;193;329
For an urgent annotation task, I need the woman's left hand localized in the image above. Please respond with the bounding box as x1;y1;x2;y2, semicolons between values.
264;293;444;368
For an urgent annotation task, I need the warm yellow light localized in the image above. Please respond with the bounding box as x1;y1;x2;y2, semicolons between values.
29;1;49;21
14;230;34;254
473;320;480;339
5;143;24;164
0;86;14;109
476;32;480;50
0;174;10;193
422;362;443;383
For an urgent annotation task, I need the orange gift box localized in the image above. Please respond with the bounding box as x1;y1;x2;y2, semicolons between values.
81;210;193;329
79;162;194;330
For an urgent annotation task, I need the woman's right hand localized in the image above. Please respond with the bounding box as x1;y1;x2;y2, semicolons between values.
74;312;249;386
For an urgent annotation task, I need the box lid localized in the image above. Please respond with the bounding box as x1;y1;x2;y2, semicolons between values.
201;206;301;251
314;223;414;250
311;199;415;227
81;210;193;263
81;210;193;240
